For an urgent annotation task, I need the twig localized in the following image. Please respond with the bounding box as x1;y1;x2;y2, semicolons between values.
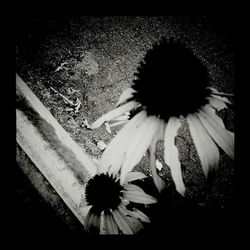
50;87;75;106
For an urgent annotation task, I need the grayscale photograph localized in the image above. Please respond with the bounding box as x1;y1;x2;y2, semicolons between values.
16;15;236;239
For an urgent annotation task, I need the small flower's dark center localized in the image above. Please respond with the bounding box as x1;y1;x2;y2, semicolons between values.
85;173;123;212
132;38;211;121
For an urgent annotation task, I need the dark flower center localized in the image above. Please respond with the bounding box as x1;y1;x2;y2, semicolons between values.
85;173;123;212
132;38;211;121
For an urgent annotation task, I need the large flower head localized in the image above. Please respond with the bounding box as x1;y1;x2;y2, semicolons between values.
91;37;234;196
84;170;157;234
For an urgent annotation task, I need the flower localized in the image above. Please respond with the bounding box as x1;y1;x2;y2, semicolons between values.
84;170;157;234
91;37;234;196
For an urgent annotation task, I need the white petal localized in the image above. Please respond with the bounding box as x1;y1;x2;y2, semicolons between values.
116;87;136;107
120;116;159;184
123;183;144;193
103;210;119;234
117;204;144;233
98;110;147;174
84;208;101;233
109;120;128;128
112;209;134;234
124;171;148;183
209;87;223;94
208;87;232;105
149;133;166;193
209;87;233;97
84;209;93;232
123;190;157;204
164;117;185;196
123;183;145;193
125;208;151;223
118;202;148;225
91;101;139;129
198;105;234;159
207;96;228;111
211;94;231;105
123;216;144;233
110;114;130;122
204;104;226;128
153;118;166;141
187;113;220;176
99;212;106;234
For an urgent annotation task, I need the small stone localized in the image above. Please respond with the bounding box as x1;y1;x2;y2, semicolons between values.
105;122;112;134
156;159;163;171
97;140;107;151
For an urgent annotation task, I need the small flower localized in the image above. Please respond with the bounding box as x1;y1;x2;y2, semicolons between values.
84;171;157;234
91;38;234;196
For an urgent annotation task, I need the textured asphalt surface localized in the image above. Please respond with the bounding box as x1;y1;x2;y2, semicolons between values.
16;16;235;236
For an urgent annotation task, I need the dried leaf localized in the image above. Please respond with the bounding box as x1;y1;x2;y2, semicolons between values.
55;61;68;72
42;90;51;99
65;107;74;112
74;98;82;113
82;119;91;129
67;87;81;95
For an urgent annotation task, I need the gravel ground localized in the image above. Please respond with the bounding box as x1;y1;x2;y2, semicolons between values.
16;16;235;234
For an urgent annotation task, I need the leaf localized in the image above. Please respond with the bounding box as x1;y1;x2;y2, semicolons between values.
109;120;128;128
